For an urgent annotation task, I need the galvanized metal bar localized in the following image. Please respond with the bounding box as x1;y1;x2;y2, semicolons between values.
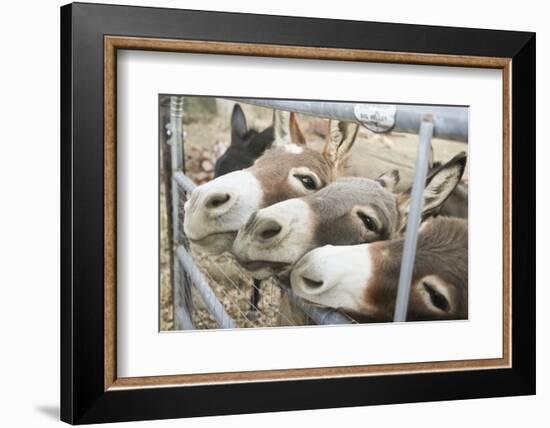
169;95;195;330
174;310;194;331
176;246;236;329
394;105;467;141
283;288;356;325
174;171;197;193
170;96;185;241
173;264;195;331
232;98;467;142
174;259;195;330
393;116;434;322
160;100;180;329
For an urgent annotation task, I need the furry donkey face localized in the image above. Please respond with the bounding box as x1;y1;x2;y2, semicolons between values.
232;153;467;279
183;114;358;254
291;217;468;321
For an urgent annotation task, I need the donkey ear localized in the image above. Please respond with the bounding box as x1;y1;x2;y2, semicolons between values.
231;104;248;142
422;152;467;214
323;120;359;172
399;152;467;220
375;170;400;192
248;127;275;156
272;109;291;147
289;113;306;145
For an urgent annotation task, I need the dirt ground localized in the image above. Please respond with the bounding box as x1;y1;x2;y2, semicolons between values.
159;97;468;331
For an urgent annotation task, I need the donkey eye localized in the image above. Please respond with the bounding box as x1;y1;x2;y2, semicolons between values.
293;174;317;190
423;282;450;312
357;212;377;232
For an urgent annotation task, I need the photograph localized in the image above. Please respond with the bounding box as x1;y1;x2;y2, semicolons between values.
159;96;469;330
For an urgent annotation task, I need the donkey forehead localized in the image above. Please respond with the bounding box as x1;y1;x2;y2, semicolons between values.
304;177;397;220
305;177;396;210
251;146;331;179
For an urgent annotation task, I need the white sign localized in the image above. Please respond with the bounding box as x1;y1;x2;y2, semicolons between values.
354;104;397;132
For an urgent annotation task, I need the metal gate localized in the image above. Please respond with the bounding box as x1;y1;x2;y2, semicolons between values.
162;96;468;329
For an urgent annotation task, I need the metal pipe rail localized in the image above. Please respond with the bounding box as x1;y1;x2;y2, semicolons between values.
232;98;468;142
168;96;194;330
393;117;434;322
174;171;197;193
282;288;357;325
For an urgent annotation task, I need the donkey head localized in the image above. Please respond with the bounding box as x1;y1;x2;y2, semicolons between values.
290;217;468;321
214;104;274;177
232;152;467;279
184;114;358;254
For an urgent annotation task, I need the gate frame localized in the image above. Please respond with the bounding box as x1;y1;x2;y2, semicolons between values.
168;99;455;328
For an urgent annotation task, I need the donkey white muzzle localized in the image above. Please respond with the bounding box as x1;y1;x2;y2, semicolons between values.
183;170;262;254
290;244;371;313
232;199;314;278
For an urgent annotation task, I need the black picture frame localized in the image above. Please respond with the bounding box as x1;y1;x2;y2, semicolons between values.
61;2;535;424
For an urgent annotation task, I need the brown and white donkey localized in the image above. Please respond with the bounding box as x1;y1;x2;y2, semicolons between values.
291;216;468;321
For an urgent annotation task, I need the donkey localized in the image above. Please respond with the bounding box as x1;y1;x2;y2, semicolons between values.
184;115;359;255
290;216;468;321
214;104;274;177
231;152;467;280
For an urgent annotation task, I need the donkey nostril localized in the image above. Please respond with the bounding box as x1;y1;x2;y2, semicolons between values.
205;193;231;209
256;220;282;241
301;275;324;289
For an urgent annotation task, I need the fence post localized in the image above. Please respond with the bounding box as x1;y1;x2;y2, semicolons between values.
168;95;194;330
393;115;434;322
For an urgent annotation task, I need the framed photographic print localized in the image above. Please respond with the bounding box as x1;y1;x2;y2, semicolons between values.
61;2;536;424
